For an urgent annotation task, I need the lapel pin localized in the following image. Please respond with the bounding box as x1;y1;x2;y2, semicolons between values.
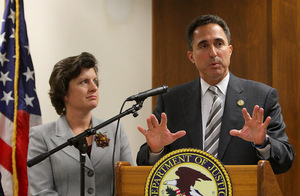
237;100;244;106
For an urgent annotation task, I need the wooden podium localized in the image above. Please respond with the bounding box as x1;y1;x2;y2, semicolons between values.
115;160;282;196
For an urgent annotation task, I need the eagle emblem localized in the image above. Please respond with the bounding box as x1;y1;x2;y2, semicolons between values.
163;166;212;196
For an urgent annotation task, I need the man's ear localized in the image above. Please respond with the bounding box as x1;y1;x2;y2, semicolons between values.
187;51;195;64
229;45;233;57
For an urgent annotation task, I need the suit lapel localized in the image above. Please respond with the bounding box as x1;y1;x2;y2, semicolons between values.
218;73;247;160
182;77;203;149
90;117;109;166
50;116;94;170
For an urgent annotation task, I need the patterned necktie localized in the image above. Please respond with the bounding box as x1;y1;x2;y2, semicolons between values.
204;86;223;157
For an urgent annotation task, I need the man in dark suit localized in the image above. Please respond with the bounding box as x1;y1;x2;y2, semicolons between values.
136;14;294;174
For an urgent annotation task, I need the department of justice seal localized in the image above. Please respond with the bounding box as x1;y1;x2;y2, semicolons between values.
145;148;232;196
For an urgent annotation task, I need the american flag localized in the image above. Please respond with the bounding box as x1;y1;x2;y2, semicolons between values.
0;0;42;195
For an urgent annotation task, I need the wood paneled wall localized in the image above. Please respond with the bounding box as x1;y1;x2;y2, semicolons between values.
152;0;299;195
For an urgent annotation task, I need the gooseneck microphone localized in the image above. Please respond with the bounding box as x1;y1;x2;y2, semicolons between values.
126;85;168;101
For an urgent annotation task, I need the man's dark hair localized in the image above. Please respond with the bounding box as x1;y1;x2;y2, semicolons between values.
49;52;98;115
186;14;231;51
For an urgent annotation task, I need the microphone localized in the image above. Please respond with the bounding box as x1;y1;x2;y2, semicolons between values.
126;85;168;101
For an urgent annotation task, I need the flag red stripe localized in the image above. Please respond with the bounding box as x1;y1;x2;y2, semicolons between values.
0;138;13;173
16;111;30;196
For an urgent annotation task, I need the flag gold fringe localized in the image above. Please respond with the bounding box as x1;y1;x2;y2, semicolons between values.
12;0;20;195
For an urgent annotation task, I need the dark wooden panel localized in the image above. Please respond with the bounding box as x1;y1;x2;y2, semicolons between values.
152;0;271;87
152;0;271;107
271;1;300;195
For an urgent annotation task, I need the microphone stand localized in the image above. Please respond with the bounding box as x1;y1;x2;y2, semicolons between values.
27;101;144;196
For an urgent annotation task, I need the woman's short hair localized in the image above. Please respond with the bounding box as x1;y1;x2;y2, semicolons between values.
49;52;98;115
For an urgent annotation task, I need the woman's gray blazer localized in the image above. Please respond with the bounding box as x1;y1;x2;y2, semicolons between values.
27;115;133;196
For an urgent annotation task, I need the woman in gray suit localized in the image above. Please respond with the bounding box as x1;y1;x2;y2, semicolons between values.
27;52;133;196
0;173;4;196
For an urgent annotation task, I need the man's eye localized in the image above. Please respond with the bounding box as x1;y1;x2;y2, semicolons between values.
94;80;99;86
216;42;224;47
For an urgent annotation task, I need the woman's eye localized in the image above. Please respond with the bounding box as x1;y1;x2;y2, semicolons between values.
200;44;207;49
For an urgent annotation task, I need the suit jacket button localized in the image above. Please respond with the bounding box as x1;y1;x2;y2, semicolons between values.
275;154;280;161
87;188;94;194
87;170;94;177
